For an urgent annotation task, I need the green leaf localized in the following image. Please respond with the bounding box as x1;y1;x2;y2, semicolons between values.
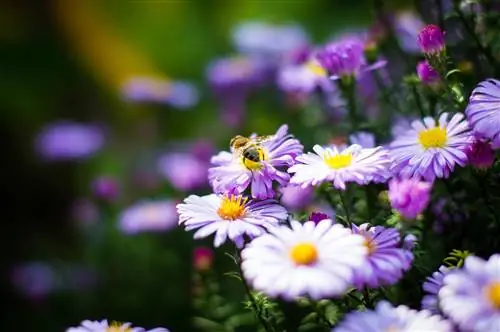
192;317;227;332
445;69;461;79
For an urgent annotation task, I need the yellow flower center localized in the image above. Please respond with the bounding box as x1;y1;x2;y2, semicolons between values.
485;281;500;309
306;61;327;77
385;326;400;332
290;242;318;265
324;152;353;169
217;195;247;220
241;147;266;170
364;237;377;255
107;322;131;332
418;127;447;149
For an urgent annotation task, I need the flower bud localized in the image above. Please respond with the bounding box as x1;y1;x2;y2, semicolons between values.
417;24;445;55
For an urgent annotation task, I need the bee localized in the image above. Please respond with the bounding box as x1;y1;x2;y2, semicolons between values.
229;135;274;164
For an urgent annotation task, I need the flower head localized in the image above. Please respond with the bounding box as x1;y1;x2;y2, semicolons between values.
349;131;376;148
316;38;386;80
121;77;199;109
241;220;367;300
418;24;446;54
35;121;105;161
279;185;314;211
277;57;331;95
393;11;426;53
351;224;413;288
468;137;495;170
91;176;119;202
439;254;500;331
417;60;440;85
421;265;451;314
388;177;432;219
333;300;453;332
158;152;209;191
289;144;391;190
209;124;303;199
177;193;287;248
466;79;500;148
66;320;169;332
193;247;214;271
309;212;331;224
389;112;472;181
118;200;178;234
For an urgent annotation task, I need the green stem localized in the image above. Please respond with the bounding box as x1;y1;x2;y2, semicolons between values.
339;190;352;227
363;288;374;309
339;77;360;131
365;186;377;221
235;249;274;332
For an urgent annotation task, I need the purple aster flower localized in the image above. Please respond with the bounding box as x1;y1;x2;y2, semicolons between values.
418;24;446;54
349;131;376;148
388;177;432;219
467;137;495;170
207;56;266;127
277;57;331;95
333;300;453;332
417;60;440;85
288;144;391;190
11;262;56;300
431;197;467;234
232;21;309;62
121;77;199;109
422;265;451;314
389;112;472;181
242;220;368;300
208;124;303;200
91;176;119;202
66;320;169;332
177;193;287;248
392;11;426;53
158;152;209;191
35;121;105;161
465;79;500;148
439;254;500;331
118;200;178;234
309;212;331;224
279;185;314;211
316;38;386;80
351;223;413;288
391;116;418;139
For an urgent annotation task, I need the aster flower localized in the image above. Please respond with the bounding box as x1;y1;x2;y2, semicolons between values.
421;265;451;314
468;137;495;170
349;131;376;148
351;223;413;288
66;320;168;332
121;77;199;109
418;24;446;55
416;60;440;85
118;200;178;234
391;116;418;139
279;185;314;211
277;57;332;95
439;254;500;331
309;212;331;224
158;152;209;191
465;79;500;148
177;193;287;248
393;11;425;53
388;177;432;219
315;38;386;80
241;219;367;300
389;112;472;181
288;144;391;190
34;121;105;161
208;124;303;199
333;300;453;332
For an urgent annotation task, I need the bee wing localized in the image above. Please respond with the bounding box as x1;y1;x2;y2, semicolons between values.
252;135;275;145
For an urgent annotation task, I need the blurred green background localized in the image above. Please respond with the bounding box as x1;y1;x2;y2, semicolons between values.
0;0;409;330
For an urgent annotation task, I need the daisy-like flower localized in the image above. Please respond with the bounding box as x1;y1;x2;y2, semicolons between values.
333;300;453;332
389;112;472;181
421;265;451;314
288;144;391;190
465;79;500;148
388;177;432;220
208;124;303;199
118;200;178;234
392;11;425;53
351;223;413;288
66;320;168;332
177;193;287;248
241;219;367;300
439;254;500;331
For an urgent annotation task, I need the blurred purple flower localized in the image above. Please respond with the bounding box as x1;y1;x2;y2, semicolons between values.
417;60;440;85
119;200;178;234
349;131;376;148
193;247;214;271
388;177;432;219
279;185;314;211
91;176;119;202
431;197;467;234
71;198;99;225
467;137;495;170
11;262;56;300
277;56;331;95
422;265;451;314
158;152;209;191
35;121;105;161
207;56;267;127
391;116;417;139
418;24;446;54
393;11;425;53
121;77;199;109
308;212;331;224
